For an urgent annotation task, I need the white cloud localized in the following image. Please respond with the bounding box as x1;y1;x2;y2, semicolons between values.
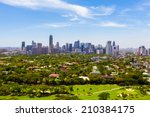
136;1;150;11
90;6;115;16
147;24;150;26
70;16;80;21
0;0;116;19
119;8;131;16
142;1;150;7
0;0;91;18
62;14;81;21
35;23;71;28
98;22;126;28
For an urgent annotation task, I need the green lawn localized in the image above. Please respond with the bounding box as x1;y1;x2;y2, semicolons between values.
0;95;56;100
72;84;120;100
0;84;150;100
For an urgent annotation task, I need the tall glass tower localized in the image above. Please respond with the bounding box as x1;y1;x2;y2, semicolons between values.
49;35;53;53
21;41;25;50
106;41;112;55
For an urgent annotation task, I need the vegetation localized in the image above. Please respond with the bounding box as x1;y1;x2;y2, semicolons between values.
0;54;150;100
98;92;110;100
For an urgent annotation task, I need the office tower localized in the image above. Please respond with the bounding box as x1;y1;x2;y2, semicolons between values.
81;43;84;52
61;45;66;52
84;43;91;49
37;43;42;54
32;40;36;48
74;40;80;49
32;47;37;55
112;41;116;46
112;42;119;57
112;46;117;57
26;45;32;55
66;43;69;51
55;42;59;50
21;41;25;50
68;43;72;52
106;41;112;55
139;46;146;56
97;44;102;49
42;46;48;54
49;35;53;53
54;42;60;53
31;41;37;55
91;45;95;51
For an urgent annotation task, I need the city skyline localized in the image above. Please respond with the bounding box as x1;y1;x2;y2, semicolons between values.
0;0;150;48
22;35;119;56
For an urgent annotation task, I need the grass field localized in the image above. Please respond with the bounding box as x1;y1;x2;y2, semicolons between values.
0;85;150;100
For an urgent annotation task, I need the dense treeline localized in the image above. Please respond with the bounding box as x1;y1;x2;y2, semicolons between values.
0;54;149;98
0;83;71;97
0;70;148;86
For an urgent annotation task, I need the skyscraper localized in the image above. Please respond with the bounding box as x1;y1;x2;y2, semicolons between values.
106;41;112;55
138;46;146;56
81;43;84;52
21;41;25;50
32;40;36;48
37;43;42;54
42;46;49;54
74;40;80;49
112;41;119;57
49;35;53;53
55;42;59;50
68;43;73;52
65;43;69;51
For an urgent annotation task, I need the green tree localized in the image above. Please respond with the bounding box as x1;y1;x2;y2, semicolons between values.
98;92;110;100
69;86;74;92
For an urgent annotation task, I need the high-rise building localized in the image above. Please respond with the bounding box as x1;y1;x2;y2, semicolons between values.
37;43;42;54
32;41;36;48
81;43;84;52
68;43;72;52
26;45;32;55
42;46;48;54
61;45;66;52
74;40;80;49
22;33;120;56
112;41;119;57
106;41;112;55
97;44;103;49
112;46;118;57
21;41;25;50
32;47;37;55
66;43;69;51
112;41;116;46
49;35;53;53
138;46;146;56
55;42;59;50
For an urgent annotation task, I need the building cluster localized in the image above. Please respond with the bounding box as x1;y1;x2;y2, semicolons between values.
138;46;150;56
22;41;49;55
21;35;120;57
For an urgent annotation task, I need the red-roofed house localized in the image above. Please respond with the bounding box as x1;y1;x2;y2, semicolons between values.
49;74;59;78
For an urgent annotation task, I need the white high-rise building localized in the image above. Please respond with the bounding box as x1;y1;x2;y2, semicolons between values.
112;45;119;57
106;41;112;55
138;46;146;56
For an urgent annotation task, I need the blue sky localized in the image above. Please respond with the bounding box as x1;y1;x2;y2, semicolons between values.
0;0;150;48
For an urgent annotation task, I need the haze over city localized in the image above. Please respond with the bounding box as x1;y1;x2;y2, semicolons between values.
0;0;150;48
